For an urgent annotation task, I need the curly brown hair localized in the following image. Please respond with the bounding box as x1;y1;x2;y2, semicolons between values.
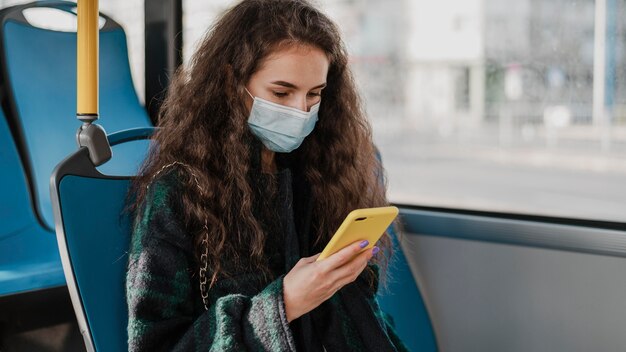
128;0;394;291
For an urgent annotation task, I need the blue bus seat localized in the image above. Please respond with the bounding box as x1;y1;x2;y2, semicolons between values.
51;127;155;352
0;1;152;232
377;226;438;351
373;149;437;351
0;106;65;297
52;130;436;351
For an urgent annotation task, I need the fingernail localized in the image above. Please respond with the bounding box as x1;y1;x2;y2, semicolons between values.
372;246;380;255
359;240;369;248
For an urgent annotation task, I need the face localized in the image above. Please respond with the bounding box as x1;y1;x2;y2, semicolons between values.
245;44;330;113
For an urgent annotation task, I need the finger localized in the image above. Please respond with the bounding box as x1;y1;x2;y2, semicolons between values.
303;253;321;263
327;248;371;288
320;239;369;271
295;254;321;269
330;250;371;291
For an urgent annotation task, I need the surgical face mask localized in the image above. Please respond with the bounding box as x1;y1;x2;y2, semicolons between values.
245;88;320;153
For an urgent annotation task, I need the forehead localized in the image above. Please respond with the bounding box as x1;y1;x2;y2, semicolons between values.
254;44;330;86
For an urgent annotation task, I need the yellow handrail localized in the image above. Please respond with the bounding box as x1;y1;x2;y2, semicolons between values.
76;0;98;119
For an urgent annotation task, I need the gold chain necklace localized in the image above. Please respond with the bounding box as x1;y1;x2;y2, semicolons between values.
147;161;211;310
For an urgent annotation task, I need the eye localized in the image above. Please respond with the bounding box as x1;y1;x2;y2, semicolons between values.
272;91;288;98
307;91;322;98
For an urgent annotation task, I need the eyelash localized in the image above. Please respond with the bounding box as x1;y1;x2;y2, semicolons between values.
272;91;322;98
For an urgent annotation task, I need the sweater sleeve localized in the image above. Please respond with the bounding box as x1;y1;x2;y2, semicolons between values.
125;175;297;352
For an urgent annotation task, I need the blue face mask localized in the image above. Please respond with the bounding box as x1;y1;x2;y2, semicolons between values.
246;88;320;153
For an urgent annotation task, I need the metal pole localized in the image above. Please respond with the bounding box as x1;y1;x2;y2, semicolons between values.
76;0;111;166
77;0;99;122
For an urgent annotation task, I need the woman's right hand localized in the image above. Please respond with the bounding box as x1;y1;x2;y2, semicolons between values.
282;240;378;323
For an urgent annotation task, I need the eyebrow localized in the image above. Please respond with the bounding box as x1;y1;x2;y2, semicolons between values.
270;80;327;90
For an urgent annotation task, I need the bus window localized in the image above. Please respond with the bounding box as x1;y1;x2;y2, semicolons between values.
72;0;626;223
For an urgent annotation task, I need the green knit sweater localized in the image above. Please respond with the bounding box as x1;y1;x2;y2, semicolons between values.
126;167;409;351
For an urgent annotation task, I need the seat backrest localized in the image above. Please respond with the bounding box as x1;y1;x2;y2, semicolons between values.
0;105;65;296
0;105;33;242
51;127;155;352
374;149;438;351
0;1;151;231
377;227;438;351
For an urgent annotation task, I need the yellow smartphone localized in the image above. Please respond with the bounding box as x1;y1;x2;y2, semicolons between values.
316;206;399;261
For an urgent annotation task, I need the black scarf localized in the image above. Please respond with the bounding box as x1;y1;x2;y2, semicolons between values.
249;139;399;352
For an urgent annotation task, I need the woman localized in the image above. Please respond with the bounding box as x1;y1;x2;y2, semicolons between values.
126;0;409;351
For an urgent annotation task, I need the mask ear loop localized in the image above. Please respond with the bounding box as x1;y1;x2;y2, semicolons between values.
244;88;258;116
244;87;255;100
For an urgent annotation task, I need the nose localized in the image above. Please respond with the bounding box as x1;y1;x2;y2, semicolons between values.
289;94;308;112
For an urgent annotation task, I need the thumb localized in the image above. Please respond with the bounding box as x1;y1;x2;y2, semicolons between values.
303;253;321;263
